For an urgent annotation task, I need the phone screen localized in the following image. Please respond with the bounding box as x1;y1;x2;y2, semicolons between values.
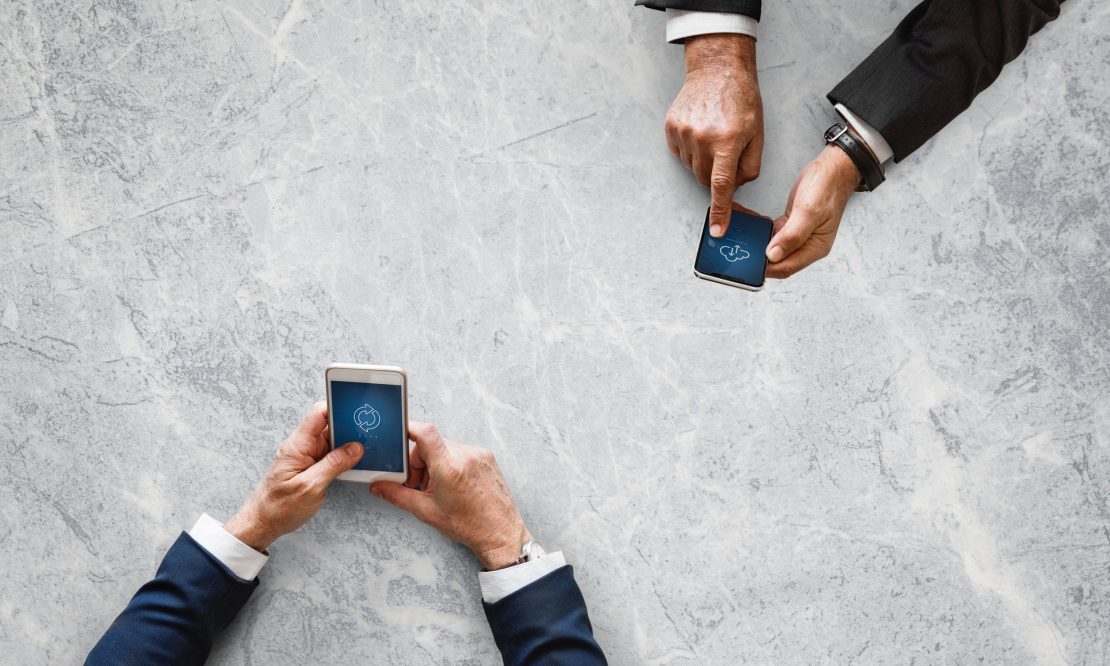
694;208;774;289
328;380;405;472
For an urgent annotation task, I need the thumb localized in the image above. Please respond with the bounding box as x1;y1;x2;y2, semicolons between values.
708;152;740;237
766;205;818;264
370;481;437;524
407;422;450;470
302;442;363;488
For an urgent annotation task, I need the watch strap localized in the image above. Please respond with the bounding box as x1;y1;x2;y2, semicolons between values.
825;123;885;192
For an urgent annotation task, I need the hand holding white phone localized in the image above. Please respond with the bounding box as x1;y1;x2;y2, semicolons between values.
325;363;409;484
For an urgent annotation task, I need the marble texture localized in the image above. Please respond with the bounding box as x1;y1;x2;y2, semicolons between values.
1;0;1108;663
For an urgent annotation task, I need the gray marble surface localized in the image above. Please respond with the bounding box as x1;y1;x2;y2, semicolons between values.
1;1;1108;664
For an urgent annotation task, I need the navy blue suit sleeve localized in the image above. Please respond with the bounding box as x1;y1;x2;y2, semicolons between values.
635;0;761;22
86;532;258;666
483;565;607;665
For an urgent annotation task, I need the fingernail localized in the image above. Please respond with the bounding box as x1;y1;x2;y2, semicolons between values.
348;443;363;458
710;223;723;237
767;246;783;262
369;485;381;498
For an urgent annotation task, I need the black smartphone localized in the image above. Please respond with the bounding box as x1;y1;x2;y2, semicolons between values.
693;207;774;291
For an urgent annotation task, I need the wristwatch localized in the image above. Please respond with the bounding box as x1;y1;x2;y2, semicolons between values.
510;539;546;567
824;122;885;192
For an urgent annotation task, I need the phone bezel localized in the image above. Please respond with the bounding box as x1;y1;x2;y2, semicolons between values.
692;209;772;291
325;363;409;484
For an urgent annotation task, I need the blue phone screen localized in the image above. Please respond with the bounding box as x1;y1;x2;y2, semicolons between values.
694;208;773;289
329;381;404;472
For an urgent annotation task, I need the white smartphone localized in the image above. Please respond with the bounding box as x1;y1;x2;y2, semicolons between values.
325;363;409;483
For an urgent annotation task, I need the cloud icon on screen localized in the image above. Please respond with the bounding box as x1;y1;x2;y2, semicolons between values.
719;243;750;263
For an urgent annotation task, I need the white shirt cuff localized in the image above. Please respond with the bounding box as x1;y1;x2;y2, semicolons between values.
188;513;270;582
665;9;758;44
834;103;894;164
478;551;567;604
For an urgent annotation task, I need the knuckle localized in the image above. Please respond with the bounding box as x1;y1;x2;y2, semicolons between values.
777;228;802;244
690;127;712;143
462;450;489;473
288;476;313;496
787;233;808;248
705;124;739;144
710;174;734;190
443;463;464;483
777;234;803;251
796;199;822;216
413;422;439;441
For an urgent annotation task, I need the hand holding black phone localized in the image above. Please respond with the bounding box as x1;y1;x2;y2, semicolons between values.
693;206;774;291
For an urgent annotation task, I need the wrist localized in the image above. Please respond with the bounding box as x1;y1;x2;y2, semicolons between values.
684;33;756;76
819;144;862;195
477;526;533;571
225;505;277;552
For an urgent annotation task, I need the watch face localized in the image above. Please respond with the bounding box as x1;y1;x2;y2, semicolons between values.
521;540;546;562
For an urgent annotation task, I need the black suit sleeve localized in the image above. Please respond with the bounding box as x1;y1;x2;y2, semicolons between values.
483;565;607;665
86;533;257;666
635;0;761;22
828;0;1064;162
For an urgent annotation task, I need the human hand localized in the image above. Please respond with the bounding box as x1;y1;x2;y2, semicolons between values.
370;423;531;571
224;402;363;551
666;33;763;238
765;145;861;278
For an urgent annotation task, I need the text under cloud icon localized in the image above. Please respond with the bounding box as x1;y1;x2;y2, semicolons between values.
719;243;750;263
